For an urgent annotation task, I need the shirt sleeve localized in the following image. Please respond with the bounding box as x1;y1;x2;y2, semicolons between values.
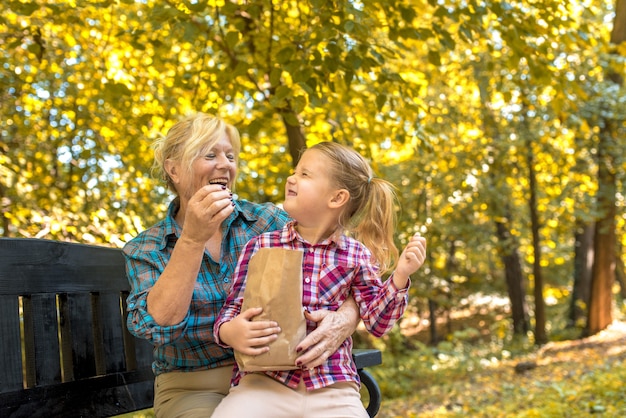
124;239;189;346
213;237;259;347
350;250;411;338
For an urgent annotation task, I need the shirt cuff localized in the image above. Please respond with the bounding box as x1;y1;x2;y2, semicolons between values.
388;276;411;301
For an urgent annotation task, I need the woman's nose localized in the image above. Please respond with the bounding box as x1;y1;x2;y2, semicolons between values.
215;154;230;167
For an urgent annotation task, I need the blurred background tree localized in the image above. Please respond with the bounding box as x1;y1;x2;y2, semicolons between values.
1;0;624;342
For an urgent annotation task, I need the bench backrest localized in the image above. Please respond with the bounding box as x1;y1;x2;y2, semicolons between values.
0;238;155;418
0;237;383;418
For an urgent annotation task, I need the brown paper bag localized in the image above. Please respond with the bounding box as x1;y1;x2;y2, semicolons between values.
235;247;306;372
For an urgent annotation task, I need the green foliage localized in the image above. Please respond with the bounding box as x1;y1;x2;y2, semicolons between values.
1;0;625;350
4;11;618;418
363;317;532;399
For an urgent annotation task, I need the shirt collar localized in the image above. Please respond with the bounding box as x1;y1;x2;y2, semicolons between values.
159;197;182;250
284;220;348;250
160;197;254;250
233;199;256;223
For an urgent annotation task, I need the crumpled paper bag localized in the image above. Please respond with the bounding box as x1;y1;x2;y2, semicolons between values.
235;247;306;371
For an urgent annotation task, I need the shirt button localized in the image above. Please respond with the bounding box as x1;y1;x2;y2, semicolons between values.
304;277;311;283
223;278;229;283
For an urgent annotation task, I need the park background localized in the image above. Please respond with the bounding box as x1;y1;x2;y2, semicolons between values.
1;0;625;416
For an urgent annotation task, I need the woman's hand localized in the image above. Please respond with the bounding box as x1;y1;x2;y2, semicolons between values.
181;185;234;244
294;297;359;369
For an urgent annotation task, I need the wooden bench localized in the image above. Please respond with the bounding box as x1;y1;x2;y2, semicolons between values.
0;237;382;417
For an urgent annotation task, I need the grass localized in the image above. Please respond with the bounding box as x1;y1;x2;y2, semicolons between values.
119;302;626;418
370;319;626;417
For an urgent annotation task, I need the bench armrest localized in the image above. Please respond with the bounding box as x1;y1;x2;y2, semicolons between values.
352;348;382;417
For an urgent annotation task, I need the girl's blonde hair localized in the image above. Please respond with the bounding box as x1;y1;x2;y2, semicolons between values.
310;142;399;272
151;113;241;193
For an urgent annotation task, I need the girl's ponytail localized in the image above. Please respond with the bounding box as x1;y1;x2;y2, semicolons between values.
309;142;399;272
350;177;399;273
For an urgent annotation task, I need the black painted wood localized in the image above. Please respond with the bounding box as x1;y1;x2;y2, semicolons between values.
0;295;22;392
353;348;384;416
0;238;155;418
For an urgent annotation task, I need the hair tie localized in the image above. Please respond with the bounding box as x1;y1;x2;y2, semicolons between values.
367;176;373;184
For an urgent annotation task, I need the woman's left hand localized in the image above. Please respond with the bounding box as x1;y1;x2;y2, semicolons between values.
294;298;359;369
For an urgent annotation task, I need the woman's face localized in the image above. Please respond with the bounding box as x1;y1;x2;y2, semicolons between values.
176;134;238;201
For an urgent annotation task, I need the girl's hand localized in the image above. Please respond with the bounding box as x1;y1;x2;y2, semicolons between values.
394;233;427;287
218;307;281;355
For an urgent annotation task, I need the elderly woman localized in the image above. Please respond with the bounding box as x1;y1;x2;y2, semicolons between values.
123;113;359;417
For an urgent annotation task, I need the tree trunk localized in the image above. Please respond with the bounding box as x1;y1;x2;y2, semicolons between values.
474;63;530;336
0;183;8;237
611;0;626;61
280;109;307;167
495;217;530;335
428;298;439;345
587;147;617;335
526;143;547;344
615;243;626;299
444;239;457;338
569;221;594;327
586;0;624;335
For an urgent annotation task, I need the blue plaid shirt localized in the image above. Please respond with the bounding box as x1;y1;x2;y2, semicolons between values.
123;197;290;376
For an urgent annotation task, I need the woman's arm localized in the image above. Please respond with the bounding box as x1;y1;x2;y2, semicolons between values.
294;295;359;369
147;186;233;325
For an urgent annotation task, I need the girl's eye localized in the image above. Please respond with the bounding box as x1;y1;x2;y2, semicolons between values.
290;170;308;177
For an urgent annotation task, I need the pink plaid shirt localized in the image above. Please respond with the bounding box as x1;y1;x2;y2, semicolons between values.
214;220;410;390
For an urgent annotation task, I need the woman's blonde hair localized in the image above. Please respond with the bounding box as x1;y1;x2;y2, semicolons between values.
310;142;399;272
151;113;241;193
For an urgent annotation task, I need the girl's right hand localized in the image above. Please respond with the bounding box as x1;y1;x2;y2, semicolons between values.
395;233;427;283
219;307;281;355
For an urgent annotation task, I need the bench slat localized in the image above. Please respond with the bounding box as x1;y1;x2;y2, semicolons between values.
100;292;128;373
135;335;155;370
29;294;62;386
0;369;154;418
352;348;383;369
0;295;22;392
0;238;128;295
66;292;98;380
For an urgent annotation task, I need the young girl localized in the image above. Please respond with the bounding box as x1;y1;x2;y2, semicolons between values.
212;142;427;417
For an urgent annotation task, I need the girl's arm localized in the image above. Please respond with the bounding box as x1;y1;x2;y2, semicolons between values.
354;233;427;337
213;238;280;355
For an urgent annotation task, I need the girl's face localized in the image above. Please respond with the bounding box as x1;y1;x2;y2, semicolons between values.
283;149;337;224
176;134;237;201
